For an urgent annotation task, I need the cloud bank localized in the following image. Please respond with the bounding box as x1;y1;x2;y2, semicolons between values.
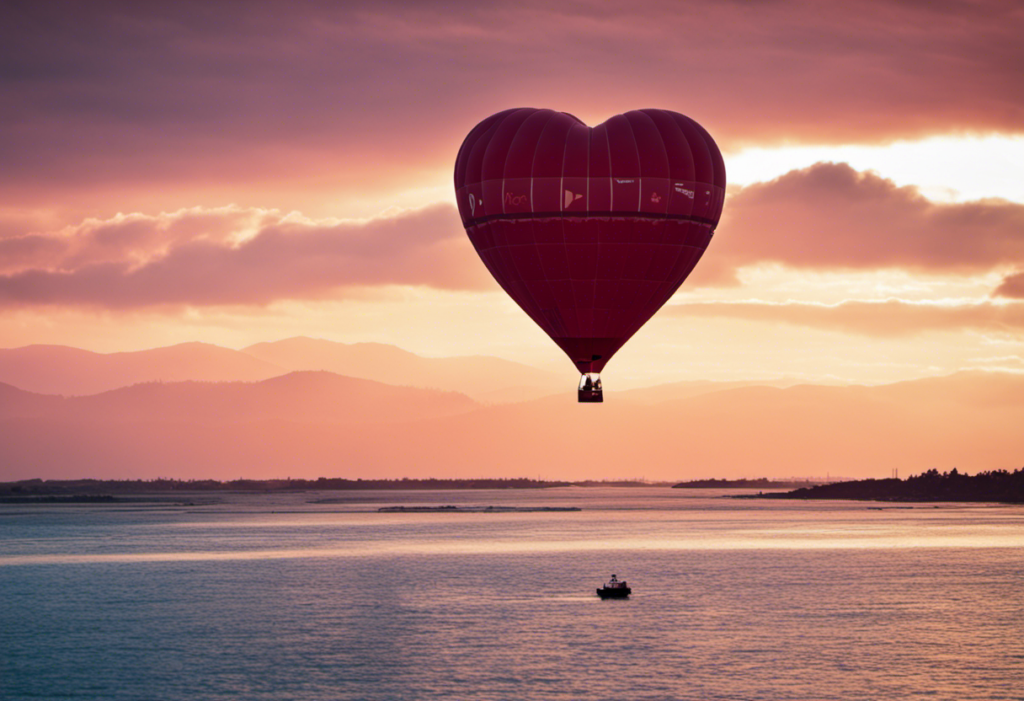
994;272;1024;299
3;162;1022;313
668;299;1024;337
0;204;488;308
2;0;1022;205
698;163;1024;284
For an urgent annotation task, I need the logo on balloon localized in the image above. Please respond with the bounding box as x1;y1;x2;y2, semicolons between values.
564;190;584;209
650;192;662;204
674;185;695;199
469;193;476;215
505;192;528;207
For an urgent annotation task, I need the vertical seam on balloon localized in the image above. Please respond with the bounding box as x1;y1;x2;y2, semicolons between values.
529;111;559;213
524;111;561;337
508;111;552;327
618;115;643;341
602;123;614;350
496;112;538;330
480;109;525;217
487;112;526;329
454;119;483;188
463;113;510;221
466;113;508;213
456;111;501;190
636;111;679;285
585;124;590;208
586;124;591;301
697;120;724;190
640;110;669;214
625;114;670;339
560;121;580;341
709;137;723;234
586;125;597;343
694;121;714;221
624;162;641;341
606;126;614;211
558;122;572;216
669;112;697;221
699;123;725;221
501;109;534;216
623;115;641;211
677;113;711;208
598;123;613;342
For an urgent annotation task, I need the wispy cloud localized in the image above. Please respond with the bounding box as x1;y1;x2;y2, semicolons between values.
667;298;1024;337
994;272;1024;299
2;0;1021;211
0;204;487;308
693;163;1024;285
5;160;1023;310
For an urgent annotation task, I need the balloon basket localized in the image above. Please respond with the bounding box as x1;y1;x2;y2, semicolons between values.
578;373;603;403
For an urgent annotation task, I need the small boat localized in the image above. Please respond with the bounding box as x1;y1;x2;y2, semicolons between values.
596;573;631;599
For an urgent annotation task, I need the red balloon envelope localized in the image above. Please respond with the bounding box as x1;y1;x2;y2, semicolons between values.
454;108;726;402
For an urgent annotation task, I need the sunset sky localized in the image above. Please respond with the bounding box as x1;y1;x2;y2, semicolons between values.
3;0;1023;388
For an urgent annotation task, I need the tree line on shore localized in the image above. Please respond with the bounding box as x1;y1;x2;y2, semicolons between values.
4;469;1022;502
756;468;1024;504
0;477;662;496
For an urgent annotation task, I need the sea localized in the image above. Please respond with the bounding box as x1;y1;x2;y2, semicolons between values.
1;487;1021;701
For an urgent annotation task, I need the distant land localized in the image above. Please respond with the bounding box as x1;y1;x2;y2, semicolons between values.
376;505;582;513
5;473;1023;504
747;468;1024;504
673;478;826;489
0;477;667;499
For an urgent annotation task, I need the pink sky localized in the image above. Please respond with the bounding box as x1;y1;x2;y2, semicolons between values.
1;0;1023;386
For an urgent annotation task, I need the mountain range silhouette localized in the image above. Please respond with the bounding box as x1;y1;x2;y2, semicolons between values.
0;339;1021;481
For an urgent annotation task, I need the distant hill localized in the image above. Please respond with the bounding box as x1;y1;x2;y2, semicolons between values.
0;382;56;419
673;478;824;489
242;337;561;402
0;343;285;395
1;369;1022;482
0;371;477;424
0;338;562;403
615;379;798;405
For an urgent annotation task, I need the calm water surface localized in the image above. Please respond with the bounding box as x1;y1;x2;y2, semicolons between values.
1;488;1021;700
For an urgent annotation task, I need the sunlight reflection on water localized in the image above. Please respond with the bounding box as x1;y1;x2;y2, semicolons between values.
1;488;1021;700
3;532;1023;567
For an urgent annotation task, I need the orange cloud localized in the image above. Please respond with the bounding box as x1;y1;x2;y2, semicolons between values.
715;163;1024;275
0;205;490;308
994;272;1024;299
667;299;1024;337
3;1;1022;226
7;161;1024;309
0;234;65;272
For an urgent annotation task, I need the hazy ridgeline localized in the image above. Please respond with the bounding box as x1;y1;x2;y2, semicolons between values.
1;340;1023;482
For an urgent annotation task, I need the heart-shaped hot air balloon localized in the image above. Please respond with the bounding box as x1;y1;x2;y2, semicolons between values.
454;108;725;402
